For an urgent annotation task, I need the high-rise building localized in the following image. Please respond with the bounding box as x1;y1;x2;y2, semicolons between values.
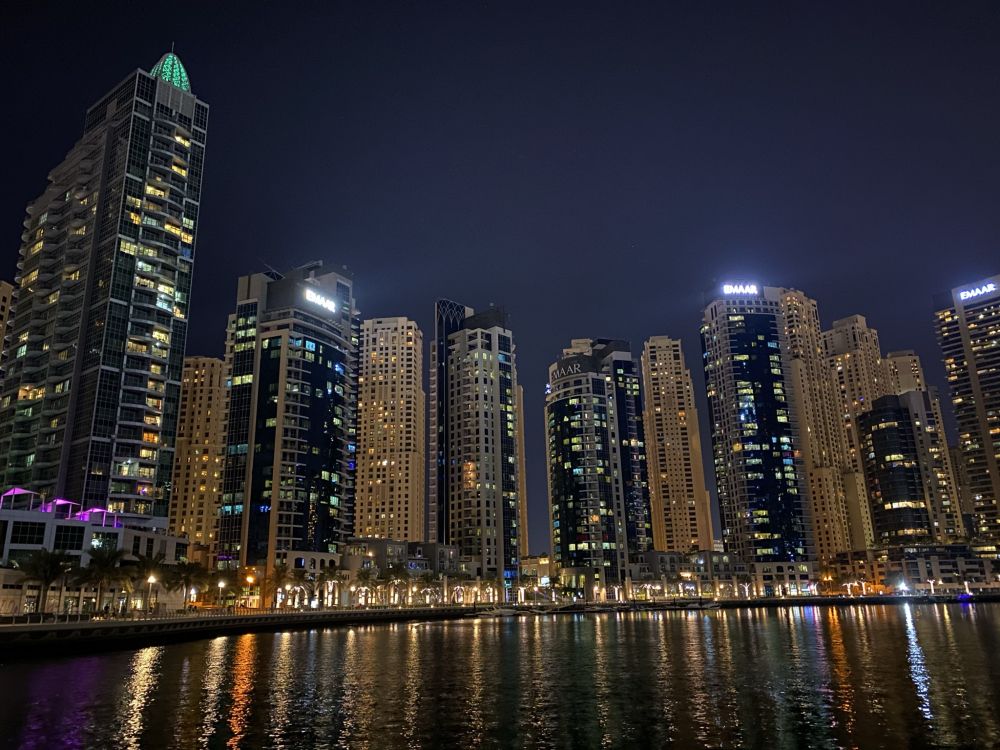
546;339;651;596
935;275;1000;541
883;350;927;393
355;317;425;541
0;52;208;515
857;390;965;545
823;315;887;551
429;301;522;586
701;283;810;563
0;281;13;346
516;383;530;558
640;336;713;553
168;356;225;550
780;289;852;563
216;263;358;573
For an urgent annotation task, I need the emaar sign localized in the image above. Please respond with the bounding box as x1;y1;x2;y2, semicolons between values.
958;282;997;302
305;288;337;313
722;283;758;295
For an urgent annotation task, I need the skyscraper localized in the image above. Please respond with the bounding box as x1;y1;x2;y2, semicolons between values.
857;390;964;544
883;350;927;393
701;283;810;563
822;314;886;550
546;339;651;597
780;289;852;563
216;263;358;572
640;336;713;553
0;52;208;515
356;317;425;541
935;274;1000;541
429;301;522;587
169;356;225;551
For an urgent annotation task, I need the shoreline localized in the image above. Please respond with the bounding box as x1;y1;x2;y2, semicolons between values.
2;594;997;659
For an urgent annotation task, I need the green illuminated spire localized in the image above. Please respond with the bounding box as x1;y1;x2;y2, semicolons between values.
150;50;191;92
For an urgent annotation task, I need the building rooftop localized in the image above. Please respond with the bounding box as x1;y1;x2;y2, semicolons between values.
150;51;191;92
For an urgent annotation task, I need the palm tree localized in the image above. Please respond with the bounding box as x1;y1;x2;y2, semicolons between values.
164;561;208;605
76;547;126;614
268;563;291;608
17;550;75;616
128;552;167;610
355;567;375;606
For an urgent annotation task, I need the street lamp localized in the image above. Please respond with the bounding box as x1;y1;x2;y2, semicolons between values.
146;575;156;612
246;575;255;609
927;579;936;595
217;579;226;607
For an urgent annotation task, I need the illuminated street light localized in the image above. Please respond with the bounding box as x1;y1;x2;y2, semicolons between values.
146;575;156;612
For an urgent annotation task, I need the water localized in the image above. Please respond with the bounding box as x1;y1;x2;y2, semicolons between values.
1;604;999;749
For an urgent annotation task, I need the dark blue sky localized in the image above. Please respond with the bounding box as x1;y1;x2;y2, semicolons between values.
2;2;999;553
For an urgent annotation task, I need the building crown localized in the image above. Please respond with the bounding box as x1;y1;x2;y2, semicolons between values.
150;50;191;92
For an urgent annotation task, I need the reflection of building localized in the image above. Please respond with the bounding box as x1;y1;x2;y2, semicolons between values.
546;339;651;597
858;390;965;545
168;357;225;550
641;337;713;553
216;263;358;574
0;52;208;516
356;317;425;541
935;275;1000;540
701;284;810;564
429;301;523;586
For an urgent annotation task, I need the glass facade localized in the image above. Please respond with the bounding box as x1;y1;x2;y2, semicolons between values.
702;289;809;563
0;55;207;516
216;266;358;571
546;340;651;594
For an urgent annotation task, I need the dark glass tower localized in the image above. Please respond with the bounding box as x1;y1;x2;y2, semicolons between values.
935;275;1000;542
545;339;651;598
701;284;810;563
216;263;358;572
0;52;208;516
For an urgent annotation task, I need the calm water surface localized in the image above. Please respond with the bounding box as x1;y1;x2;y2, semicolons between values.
1;604;999;749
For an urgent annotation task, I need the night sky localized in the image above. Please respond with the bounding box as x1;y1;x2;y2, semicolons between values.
2;2;999;554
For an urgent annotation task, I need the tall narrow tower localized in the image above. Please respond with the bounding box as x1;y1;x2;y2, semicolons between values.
0;52;208;516
701;283;810;564
546;339;651;598
356;317;425;541
216;264;358;573
640;336;713;553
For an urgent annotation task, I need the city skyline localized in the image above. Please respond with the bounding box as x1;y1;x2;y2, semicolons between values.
2;6;1000;555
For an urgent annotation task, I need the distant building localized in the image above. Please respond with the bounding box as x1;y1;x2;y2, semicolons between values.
216;263;359;574
701;283;810;564
429;300;523;589
823;314;887;550
546;338;651;598
935;275;1000;540
641;337;713;553
883;350;927;393
356;317;425;541
168;356;225;551
0;52;208;516
857;391;965;545
779;289;852;562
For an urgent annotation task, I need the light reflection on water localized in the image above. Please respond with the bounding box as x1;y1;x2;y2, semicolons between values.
1;604;999;749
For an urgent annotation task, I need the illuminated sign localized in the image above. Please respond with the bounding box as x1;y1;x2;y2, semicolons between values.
722;283;758;295
958;282;997;301
305;288;337;313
